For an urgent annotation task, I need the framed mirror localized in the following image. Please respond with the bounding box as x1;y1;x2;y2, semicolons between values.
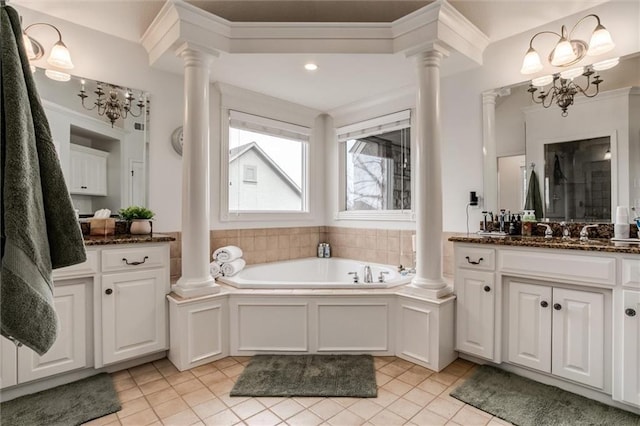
490;52;640;223
32;67;150;216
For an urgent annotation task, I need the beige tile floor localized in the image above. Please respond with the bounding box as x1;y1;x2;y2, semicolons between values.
83;356;513;426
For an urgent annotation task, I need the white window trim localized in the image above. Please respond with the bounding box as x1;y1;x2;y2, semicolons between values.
335;109;415;222
220;108;312;222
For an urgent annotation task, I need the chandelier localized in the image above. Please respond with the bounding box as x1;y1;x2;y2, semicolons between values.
520;14;617;116
78;81;146;127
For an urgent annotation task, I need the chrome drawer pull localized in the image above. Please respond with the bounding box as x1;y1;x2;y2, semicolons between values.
465;256;484;265
122;256;149;266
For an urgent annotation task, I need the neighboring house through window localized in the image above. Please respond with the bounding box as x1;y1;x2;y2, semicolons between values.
227;110;309;213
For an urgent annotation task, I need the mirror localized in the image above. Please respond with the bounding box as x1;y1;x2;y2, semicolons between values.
32;67;149;216
492;52;640;222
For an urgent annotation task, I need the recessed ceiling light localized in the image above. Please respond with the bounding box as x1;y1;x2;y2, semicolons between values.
304;63;318;71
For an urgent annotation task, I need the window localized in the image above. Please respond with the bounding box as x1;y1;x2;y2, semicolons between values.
337;110;412;218
227;110;309;214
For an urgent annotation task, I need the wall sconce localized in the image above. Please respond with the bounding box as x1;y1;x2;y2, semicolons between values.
604;148;611;160
520;14;617;116
22;22;74;82
78;81;146;127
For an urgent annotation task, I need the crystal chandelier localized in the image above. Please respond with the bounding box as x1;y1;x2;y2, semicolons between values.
520;14;618;116
78;81;145;127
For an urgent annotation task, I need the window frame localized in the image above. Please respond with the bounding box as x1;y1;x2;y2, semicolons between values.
220;108;311;221
335;110;415;222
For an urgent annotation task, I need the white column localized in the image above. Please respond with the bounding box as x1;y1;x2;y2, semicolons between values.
482;90;499;214
411;44;452;299
173;46;220;298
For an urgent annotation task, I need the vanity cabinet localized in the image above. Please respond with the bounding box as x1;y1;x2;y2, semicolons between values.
69;144;108;196
100;245;170;365
507;281;604;389
1;279;90;388
620;290;640;406
454;247;497;361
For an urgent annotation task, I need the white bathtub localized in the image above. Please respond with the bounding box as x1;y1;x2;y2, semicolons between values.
218;257;411;289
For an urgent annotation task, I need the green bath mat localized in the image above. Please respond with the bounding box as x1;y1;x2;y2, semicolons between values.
1;373;121;426
230;354;377;397
451;365;640;426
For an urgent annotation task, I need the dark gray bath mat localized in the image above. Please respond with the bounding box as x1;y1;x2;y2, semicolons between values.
451;365;640;426
0;373;121;426
230;354;377;397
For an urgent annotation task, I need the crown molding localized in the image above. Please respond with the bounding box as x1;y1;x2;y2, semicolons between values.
142;0;488;66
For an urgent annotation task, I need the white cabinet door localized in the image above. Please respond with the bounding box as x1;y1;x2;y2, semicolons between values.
102;269;167;365
86;152;107;195
70;145;107;196
1;337;17;388
17;281;87;383
621;290;640;406
552;288;604;389
508;281;552;372
455;269;496;360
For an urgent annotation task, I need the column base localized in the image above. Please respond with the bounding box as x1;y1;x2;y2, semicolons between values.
406;284;453;300
172;276;220;298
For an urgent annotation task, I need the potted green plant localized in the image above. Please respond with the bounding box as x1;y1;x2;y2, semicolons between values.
118;206;155;235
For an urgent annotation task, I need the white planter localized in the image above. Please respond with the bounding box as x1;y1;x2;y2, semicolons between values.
130;219;152;235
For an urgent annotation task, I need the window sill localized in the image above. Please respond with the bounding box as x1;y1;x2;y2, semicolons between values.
334;210;415;222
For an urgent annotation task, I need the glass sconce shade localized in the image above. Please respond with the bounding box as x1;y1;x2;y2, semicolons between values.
44;69;71;82
592;57;619;71
531;75;554;87
550;38;577;66
22;32;36;59
559;67;584;80
520;47;543;75
47;41;73;69
587;24;615;56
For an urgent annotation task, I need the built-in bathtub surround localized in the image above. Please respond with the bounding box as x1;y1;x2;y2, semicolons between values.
168;226;456;280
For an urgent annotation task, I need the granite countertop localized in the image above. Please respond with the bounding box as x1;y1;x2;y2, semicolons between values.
448;234;640;254
84;233;175;246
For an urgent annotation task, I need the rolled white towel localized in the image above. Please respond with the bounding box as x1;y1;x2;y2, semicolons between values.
221;258;246;277
209;261;222;278
213;245;243;262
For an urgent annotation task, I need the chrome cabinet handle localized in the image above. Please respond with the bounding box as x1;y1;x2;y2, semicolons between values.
465;256;484;265
625;308;636;317
122;256;149;266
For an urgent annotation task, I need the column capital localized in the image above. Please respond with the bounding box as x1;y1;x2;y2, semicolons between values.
176;42;218;67
482;87;511;105
406;41;450;63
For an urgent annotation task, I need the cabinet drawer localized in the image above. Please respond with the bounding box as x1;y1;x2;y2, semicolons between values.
53;250;98;279
101;246;167;273
499;250;615;286
621;258;640;288
455;247;495;271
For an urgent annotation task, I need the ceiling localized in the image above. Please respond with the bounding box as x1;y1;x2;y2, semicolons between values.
13;0;613;111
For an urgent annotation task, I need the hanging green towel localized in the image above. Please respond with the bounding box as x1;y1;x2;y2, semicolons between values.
525;169;544;220
1;6;86;355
